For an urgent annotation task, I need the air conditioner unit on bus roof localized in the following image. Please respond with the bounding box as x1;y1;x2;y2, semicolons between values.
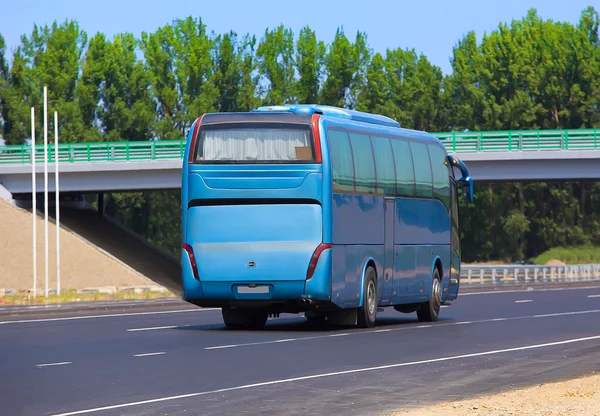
252;104;401;129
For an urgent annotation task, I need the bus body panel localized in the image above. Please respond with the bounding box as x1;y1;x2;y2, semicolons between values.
187;204;322;283
394;199;451;245
355;247;385;307
186;166;324;200
303;248;332;300
317;116;334;245
182;250;203;299
331;194;383;245
393;245;416;304
330;245;347;307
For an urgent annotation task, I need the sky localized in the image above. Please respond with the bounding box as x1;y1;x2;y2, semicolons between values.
0;0;595;75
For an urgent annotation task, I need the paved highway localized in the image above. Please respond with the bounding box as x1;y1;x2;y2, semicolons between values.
2;285;600;416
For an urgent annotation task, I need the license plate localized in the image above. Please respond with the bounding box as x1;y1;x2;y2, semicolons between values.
237;285;269;294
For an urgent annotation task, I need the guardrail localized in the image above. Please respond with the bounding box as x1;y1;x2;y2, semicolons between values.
0;141;186;165
0;128;599;165
435;128;600;152
461;263;600;285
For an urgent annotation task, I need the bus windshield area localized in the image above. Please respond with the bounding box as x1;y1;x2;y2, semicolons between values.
193;124;315;163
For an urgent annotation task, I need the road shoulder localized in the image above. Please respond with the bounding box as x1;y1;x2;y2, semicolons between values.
391;371;600;416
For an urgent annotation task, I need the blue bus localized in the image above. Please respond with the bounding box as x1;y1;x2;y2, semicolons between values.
181;104;474;329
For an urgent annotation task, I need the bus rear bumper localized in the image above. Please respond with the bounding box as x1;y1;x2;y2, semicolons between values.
183;280;335;311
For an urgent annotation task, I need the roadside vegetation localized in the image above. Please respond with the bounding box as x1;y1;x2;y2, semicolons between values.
0;289;176;306
0;7;599;264
532;245;600;265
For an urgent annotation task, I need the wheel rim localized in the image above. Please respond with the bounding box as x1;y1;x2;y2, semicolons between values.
432;278;442;311
367;280;376;316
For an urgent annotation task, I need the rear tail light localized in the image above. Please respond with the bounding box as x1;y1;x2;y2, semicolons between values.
306;243;332;280
182;244;200;280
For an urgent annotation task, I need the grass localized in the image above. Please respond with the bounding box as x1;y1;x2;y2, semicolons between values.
532;245;600;265
0;289;177;306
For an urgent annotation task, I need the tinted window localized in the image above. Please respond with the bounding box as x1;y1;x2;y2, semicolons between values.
348;132;376;194
370;135;396;196
410;141;433;197
195;124;314;163
390;139;415;196
328;129;355;192
428;144;450;208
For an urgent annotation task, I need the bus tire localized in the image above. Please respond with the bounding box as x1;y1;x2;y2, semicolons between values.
357;265;378;328
417;267;442;322
222;308;268;330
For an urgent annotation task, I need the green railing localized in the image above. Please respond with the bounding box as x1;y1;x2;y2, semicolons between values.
0;128;598;165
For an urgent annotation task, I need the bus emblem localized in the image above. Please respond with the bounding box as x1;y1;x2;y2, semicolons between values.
247;261;256;268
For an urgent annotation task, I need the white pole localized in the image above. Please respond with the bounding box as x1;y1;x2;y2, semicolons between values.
54;111;60;296
31;107;37;299
43;86;49;298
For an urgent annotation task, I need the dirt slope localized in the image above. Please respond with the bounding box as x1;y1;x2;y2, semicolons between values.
0;199;161;292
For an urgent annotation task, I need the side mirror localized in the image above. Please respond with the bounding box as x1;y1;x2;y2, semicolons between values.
460;177;474;205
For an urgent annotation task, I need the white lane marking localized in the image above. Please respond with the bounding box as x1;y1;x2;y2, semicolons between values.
127;325;179;332
36;362;71;368
134;352;166;357
461;285;600;296
588;294;600;298
515;300;533;303
51;334;600;416
204;309;600;350
441;305;450;308
0;308;218;325
533;309;600;318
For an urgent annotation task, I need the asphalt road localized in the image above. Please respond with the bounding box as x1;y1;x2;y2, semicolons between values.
2;285;600;416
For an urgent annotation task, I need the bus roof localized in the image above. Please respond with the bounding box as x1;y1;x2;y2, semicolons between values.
253;104;400;129
199;104;441;147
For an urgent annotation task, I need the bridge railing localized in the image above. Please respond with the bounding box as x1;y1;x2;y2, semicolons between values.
1;128;599;165
0;141;186;165
461;263;600;284
436;128;600;152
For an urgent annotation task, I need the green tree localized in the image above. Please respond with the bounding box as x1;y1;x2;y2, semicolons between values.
256;25;296;105
321;28;370;108
295;26;325;104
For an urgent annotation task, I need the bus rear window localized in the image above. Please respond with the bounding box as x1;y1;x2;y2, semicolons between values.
193;124;315;163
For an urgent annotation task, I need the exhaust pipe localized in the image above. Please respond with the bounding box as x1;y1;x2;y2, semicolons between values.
298;299;314;305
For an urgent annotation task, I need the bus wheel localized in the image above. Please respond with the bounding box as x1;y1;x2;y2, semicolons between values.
357;265;377;328
417;267;442;322
222;308;268;330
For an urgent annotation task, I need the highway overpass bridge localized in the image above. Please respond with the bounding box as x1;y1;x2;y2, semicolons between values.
0;128;599;196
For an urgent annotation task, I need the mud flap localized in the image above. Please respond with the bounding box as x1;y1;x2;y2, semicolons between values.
327;308;357;326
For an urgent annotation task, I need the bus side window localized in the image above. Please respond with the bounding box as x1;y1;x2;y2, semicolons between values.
348;132;376;194
370;135;396;196
427;144;451;209
390;139;415;197
409;141;433;198
328;129;355;192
